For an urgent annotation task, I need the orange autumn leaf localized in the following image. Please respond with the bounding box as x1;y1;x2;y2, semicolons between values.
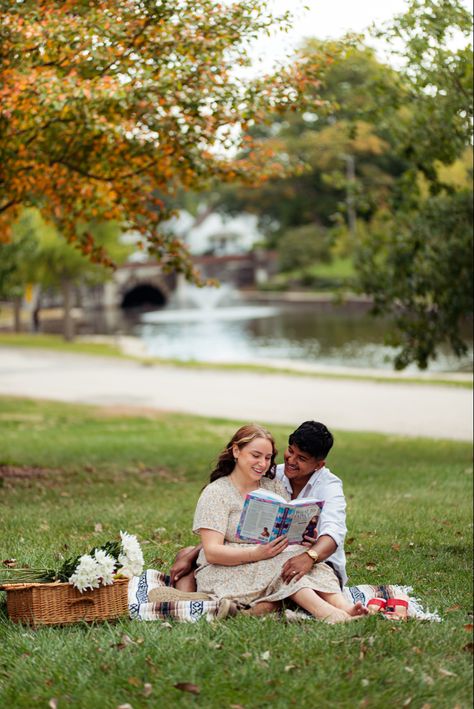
0;0;331;279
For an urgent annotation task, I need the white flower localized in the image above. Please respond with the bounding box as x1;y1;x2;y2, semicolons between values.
117;530;144;578
69;554;102;593
94;549;116;586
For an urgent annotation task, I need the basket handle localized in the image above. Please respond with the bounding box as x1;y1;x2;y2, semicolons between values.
68;596;96;607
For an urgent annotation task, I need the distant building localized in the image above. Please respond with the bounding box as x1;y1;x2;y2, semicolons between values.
122;208;264;260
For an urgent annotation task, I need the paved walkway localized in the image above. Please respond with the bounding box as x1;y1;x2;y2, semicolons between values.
0;347;472;441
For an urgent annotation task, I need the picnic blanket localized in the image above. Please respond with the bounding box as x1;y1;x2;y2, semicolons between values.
128;570;441;623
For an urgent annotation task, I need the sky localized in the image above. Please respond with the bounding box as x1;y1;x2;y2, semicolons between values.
249;0;471;71
269;0;408;41
249;0;408;70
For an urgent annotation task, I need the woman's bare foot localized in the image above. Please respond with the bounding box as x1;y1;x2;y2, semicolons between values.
324;609;364;624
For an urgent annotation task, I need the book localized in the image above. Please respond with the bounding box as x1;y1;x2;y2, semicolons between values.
236;489;324;544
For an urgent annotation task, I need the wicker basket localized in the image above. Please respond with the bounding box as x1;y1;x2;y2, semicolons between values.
0;578;129;627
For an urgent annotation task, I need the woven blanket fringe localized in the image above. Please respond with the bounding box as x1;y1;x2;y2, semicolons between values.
128;570;222;622
343;584;441;622
128;570;441;623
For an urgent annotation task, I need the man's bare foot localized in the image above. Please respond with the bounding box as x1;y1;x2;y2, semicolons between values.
348;601;369;617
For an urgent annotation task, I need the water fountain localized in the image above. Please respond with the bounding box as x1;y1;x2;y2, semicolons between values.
140;279;278;324
135;279;473;372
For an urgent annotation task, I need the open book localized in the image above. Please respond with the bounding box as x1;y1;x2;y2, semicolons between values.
236;489;324;544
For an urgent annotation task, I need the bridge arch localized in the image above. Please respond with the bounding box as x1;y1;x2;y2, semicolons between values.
120;282;167;309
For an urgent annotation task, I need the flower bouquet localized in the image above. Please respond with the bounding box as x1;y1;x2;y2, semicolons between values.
0;531;144;627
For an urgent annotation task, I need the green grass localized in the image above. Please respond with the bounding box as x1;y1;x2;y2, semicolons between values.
261;256;357;292
0;333;471;388
0;396;472;708
0;333;125;358
307;257;356;279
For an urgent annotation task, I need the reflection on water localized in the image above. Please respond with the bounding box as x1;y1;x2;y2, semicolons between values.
131;302;472;373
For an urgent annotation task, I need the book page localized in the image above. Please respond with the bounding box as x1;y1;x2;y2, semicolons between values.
237;497;287;543
247;489;287;504
285;501;324;544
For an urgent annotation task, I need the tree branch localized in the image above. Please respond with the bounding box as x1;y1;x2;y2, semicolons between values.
0;199;20;214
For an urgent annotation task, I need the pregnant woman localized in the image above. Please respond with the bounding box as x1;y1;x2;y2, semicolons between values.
193;424;366;623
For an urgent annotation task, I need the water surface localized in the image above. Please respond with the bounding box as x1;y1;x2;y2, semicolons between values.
132;300;472;373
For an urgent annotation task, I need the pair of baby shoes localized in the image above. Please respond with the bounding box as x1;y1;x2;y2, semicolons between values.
367;597;409;620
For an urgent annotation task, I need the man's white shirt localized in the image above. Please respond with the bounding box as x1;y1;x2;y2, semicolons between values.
276;463;347;586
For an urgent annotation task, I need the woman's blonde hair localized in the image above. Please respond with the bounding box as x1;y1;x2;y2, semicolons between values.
209;424;277;483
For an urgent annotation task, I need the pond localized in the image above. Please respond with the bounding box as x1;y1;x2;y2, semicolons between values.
95;287;472;373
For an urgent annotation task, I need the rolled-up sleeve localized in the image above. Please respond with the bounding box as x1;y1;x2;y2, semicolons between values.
318;478;347;548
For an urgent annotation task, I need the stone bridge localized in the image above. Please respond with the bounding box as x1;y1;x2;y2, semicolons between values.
103;252;277;309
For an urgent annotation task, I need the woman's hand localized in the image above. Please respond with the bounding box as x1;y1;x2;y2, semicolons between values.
252;536;288;561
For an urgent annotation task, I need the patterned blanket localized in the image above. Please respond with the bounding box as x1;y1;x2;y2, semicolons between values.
128;570;441;623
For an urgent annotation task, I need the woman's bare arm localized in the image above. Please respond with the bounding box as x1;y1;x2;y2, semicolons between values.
200;528;288;566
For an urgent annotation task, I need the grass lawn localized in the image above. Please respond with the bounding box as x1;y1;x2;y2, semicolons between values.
0;333;126;358
0;396;472;709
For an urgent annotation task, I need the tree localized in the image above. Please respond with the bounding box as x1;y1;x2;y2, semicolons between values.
212;42;405;245
356;0;473;368
278;224;331;273
2;208;128;340
356;191;473;369
372;0;473;190
0;226;38;331
0;0;326;280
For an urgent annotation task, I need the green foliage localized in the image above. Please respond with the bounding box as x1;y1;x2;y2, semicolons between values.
0;208;131;339
355;0;474;368
0;226;38;301
278;224;332;272
356;191;473;369
213;41;405;252
212;3;473;370
2;209;129;293
0;0;325;277
374;0;473;187
0;398;472;708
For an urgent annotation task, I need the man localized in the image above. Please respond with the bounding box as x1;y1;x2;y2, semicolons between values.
276;420;347;589
153;420;347;608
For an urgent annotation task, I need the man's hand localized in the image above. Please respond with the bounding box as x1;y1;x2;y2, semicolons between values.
169;555;194;586
301;534;317;548
281;552;313;584
169;545;200;586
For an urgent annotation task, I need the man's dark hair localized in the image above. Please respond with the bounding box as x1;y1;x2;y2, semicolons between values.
288;421;334;460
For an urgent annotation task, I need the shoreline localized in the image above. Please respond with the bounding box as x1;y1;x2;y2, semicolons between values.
238;289;373;305
107;335;473;384
0;345;472;441
0;331;471;385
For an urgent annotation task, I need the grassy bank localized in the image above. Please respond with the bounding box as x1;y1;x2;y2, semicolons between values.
0;333;125;358
0;397;472;708
0;333;471;388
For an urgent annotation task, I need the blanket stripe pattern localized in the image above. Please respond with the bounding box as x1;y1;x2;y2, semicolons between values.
128;570;441;623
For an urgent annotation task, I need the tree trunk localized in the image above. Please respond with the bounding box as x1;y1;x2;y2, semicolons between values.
13;296;22;332
61;279;75;341
31;287;41;333
345;153;357;240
